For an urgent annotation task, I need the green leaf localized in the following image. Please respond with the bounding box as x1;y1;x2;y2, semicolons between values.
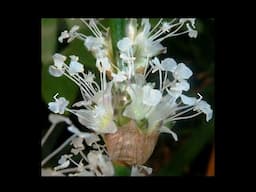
41;19;57;64
157;120;214;176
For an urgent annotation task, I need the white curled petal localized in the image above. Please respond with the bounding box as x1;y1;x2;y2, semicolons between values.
67;125;81;135
142;85;162;106
117;37;132;52
159;126;178;141
48;114;71;125
69;61;84;75
194;100;213;121
180;95;197;106
131;165;152;176
48;102;59;114
52;53;66;69
186;23;198;38
54;160;70;171
57;97;69;114
48;97;69;114
58;30;70;43
49;65;64;77
174;63;193;80
161;58;177;72
69;25;80;34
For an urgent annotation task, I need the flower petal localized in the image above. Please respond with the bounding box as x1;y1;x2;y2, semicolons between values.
49;65;64;77
52;53;66;69
161;58;177;72
173;63;193;80
159;126;178;141
181;94;197;105
142;85;162;106
194;100;213;121
69;61;84;75
117;37;132;52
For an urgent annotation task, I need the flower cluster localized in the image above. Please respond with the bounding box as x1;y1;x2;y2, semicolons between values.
42;18;212;176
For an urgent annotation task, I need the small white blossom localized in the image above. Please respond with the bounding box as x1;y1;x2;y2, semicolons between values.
123;84;161;120
131;165;152;176
68;55;84;75
180;94;198;106
96;57;111;72
194;100;213;122
186;23;198;38
142;85;162;106
84;36;104;51
173;63;193;80
54;155;71;171
117;37;133;52
58;30;69;43
49;65;64;77
87;151;114;176
58;25;80;43
48;94;69;114
53;53;66;69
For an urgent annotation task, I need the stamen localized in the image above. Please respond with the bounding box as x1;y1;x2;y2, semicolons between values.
41;134;76;166
170;111;202;121
148;18;163;36
41;124;55;146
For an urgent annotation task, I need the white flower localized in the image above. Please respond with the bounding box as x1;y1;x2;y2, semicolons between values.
123;84;161;120
68;55;84;75
151;57;177;73
161;58;177;72
54;155;71;171
96;57;111;72
194;100;213;122
167;80;190;99
58;30;69;43
117;37;133;52
151;57;165;73
48;94;69;114
73;83;117;134
186;23;198;38
147;95;177;129
131;165;152;176
84;36;104;51
180;94;197;106
49;65;64;77
180;18;196;28
87;151;114;176
142;85;162;106
53;53;66;69
58;25;80;43
173;63;193;80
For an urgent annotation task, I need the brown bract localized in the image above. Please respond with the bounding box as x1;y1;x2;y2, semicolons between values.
104;120;159;166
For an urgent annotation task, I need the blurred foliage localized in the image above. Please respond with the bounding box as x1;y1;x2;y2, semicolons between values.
41;18;214;176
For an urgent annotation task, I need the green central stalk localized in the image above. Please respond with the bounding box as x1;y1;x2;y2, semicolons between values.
108;19;126;71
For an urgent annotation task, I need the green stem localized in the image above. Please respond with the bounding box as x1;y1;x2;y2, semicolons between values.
108;19;126;70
